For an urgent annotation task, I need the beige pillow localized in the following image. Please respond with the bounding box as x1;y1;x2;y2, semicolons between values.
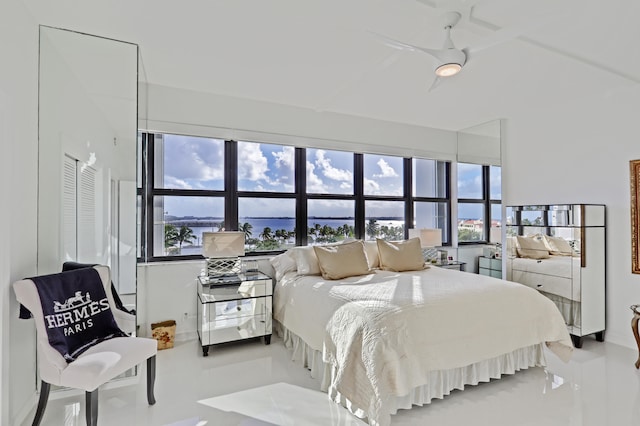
544;235;574;256
313;241;371;280
376;238;425;272
290;246;321;275
363;240;380;269
516;236;550;259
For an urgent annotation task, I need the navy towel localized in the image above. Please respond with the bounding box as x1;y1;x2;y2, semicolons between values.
26;268;127;362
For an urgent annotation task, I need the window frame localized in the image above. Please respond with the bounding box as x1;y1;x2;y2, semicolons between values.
138;132;453;262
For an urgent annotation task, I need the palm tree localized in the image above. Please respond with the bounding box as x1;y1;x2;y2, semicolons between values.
366;219;379;239
260;227;274;241
164;224;179;248
175;226;197;250
239;222;253;239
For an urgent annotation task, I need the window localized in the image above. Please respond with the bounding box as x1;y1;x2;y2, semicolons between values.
138;132;452;261
457;163;502;243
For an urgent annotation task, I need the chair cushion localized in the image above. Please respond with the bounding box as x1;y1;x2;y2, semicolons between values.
59;336;157;392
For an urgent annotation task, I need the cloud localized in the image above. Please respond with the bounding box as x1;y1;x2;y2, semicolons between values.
306;161;327;193
364;177;380;194
238;142;269;181
373;158;398;178
273;146;295;170
163;136;225;184
315;150;353;182
339;182;352;189
162;176;193;190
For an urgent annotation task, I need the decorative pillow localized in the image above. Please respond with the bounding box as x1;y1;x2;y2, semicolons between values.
290;246;321;275
516;235;550;259
270;251;297;281
376;238;425;272
544;235;574;256
363;240;380;269
313;241;371;280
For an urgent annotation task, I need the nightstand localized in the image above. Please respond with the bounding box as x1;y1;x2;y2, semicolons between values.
479;256;502;278
433;261;466;272
196;271;273;356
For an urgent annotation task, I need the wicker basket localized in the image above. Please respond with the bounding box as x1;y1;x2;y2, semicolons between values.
151;320;176;350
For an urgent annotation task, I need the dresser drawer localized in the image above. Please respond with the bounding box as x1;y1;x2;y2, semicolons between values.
511;270;579;301
201;314;272;345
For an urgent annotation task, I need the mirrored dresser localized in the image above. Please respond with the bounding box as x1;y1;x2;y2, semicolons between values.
197;271;273;356
505;204;606;348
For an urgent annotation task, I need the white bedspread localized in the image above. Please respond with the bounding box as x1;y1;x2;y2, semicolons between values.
274;267;573;426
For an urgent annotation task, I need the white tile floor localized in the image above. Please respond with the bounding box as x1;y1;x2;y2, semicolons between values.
23;335;640;426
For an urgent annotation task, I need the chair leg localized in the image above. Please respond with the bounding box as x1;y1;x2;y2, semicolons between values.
147;355;156;405
32;381;51;426
85;389;98;426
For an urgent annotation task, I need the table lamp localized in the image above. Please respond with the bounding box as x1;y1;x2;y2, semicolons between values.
202;231;245;277
408;228;442;262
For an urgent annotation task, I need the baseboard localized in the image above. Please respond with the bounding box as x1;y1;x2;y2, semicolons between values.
603;330;636;350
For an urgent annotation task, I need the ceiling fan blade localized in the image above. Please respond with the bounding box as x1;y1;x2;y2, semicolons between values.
463;12;568;60
427;76;443;92
367;30;442;60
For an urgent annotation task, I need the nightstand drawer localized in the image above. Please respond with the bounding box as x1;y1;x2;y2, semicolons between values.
200;279;272;302
479;257;501;270
202;314;272;345
203;296;272;321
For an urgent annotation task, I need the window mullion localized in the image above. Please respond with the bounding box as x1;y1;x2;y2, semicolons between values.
225;140;238;231
354;153;364;240
295;147;307;246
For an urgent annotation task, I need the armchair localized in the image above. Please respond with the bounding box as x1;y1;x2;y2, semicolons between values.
13;265;157;426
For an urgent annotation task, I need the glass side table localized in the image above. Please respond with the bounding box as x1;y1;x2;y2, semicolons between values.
432;261;466;272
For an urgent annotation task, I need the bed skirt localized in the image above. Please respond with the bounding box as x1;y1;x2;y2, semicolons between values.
275;321;547;422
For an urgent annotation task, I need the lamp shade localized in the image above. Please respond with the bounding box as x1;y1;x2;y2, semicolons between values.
408;228;442;248
489;227;502;244
202;231;245;258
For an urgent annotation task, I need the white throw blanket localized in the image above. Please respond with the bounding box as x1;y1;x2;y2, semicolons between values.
274;267;573;426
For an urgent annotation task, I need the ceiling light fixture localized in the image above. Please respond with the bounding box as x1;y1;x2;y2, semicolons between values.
435;63;462;77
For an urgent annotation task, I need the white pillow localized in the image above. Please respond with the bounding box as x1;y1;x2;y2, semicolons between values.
270;251;297;281
544;235;574;256
376;238;426;272
313;241;371;280
516;236;550;259
290;246;321;275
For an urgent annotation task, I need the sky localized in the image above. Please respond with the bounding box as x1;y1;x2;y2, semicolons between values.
159;134;499;221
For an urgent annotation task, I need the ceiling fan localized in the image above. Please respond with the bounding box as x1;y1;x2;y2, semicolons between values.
370;9;567;91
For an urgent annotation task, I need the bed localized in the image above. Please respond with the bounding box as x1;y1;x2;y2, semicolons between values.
271;240;573;426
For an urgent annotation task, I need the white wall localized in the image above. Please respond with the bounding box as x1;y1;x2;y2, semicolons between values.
0;1;39;424
503;85;640;348
141;83;458;161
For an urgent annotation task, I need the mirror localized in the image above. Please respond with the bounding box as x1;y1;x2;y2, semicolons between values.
37;26;138;297
456;120;502;272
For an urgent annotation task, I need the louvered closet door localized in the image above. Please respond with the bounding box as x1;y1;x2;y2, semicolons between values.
62;155;77;261
77;164;97;262
62;155;97;263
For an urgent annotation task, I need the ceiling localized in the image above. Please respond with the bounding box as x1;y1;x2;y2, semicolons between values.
23;0;640;131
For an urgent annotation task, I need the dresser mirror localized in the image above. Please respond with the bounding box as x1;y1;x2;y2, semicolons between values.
38;26;138;297
505;204;606;347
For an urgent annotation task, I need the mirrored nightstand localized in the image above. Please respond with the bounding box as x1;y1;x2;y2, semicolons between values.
196;271;273;356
